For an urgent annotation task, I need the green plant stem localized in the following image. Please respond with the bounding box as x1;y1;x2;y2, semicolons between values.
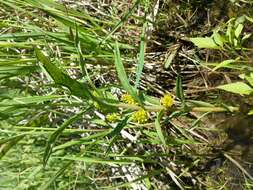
116;103;239;113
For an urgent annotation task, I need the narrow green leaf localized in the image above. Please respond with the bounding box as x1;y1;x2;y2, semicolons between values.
39;161;72;190
226;19;234;44
0;58;36;65
75;23;86;78
54;131;110;151
43;109;87;167
164;44;180;69
187;100;214;107
114;42;142;105
242;33;251;41
212;59;236;71
0;134;25;159
0;65;38;79
0;41;41;48
0;134;25;146
55;156;133;165
155;111;166;145
107;116;129;138
75;24;97;90
0;32;44;40
176;74;185;103
235;23;244;38
246;16;253;23
217;82;253;95
0;95;63;107
167;168;185;190
135;22;147;89
35;48;93;99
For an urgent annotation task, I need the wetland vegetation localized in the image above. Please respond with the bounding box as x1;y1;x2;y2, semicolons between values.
1;0;253;189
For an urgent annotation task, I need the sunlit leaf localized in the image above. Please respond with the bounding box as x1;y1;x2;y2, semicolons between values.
164;44;180;69
212;32;224;48
190;37;221;49
217;82;253;95
248;109;253;115
235;23;244;38
212;59;236;71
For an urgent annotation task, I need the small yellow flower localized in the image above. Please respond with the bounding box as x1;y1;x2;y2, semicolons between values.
161;94;174;108
121;94;136;105
106;113;121;123
131;109;149;124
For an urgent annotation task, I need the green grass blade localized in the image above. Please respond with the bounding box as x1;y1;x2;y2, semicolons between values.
0;95;64;107
0;134;25;146
0;65;38;79
74;24;97;89
0;32;44;40
43;109;88;167
39;161;72;190
135;22;147;89
54;155;133;165
107;116;129;138
167;168;185;190
53;130;110;151
0;134;25;159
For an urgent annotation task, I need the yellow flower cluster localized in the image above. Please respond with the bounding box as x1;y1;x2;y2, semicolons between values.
121;94;136;105
161;94;174;108
131;109;149;124
106;113;121;123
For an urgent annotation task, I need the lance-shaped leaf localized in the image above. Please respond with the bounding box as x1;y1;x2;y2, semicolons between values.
114;42;143;105
155;111;166;145
176;74;185;103
135;22;147;89
35;48;93;99
190;37;221;49
217;82;253;95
